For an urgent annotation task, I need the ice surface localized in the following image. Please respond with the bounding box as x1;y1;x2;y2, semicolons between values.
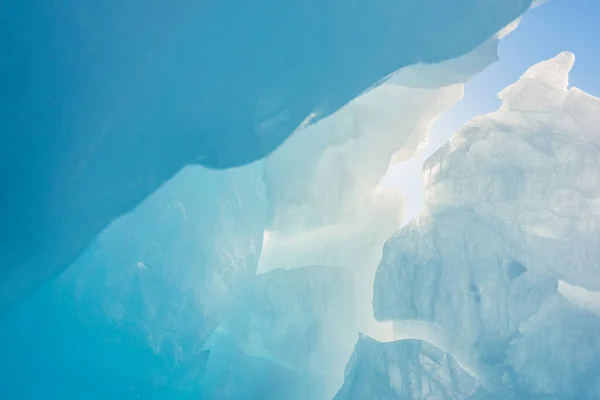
198;333;324;400
219;266;358;398
387;36;502;90
334;335;490;400
246;40;506;398
0;1;548;398
423;51;600;290
0;0;532;311
260;83;463;273
214;66;468;400
0;19;523;399
0;163;267;397
371;53;600;398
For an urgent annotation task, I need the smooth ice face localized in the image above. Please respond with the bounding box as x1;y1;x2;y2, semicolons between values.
198;333;325;400
0;163;267;397
387;36;501;90
219;266;359;398
56;164;267;354
372;53;600;399
0;0;532;311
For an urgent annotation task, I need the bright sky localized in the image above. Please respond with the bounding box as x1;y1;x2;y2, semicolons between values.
380;0;600;222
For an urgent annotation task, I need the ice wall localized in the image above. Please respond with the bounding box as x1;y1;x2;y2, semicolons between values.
0;21;519;399
0;163;267;398
365;52;600;399
0;0;532;311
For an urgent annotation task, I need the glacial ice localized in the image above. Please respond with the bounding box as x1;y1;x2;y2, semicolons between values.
7;1;596;399
370;52;600;399
198;333;325;400
334;335;490;400
0;0;532;311
260;82;463;273
0;163;267;397
219;266;358;398
422;51;600;290
244;39;508;399
0;17;520;399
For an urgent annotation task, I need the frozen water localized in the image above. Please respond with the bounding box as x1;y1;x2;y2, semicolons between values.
0;0;532;310
243;36;513;398
219;266;358;398
0;20;524;400
334;335;492;400
198;333;324;400
423;51;600;290
1;1;563;398
260;83;463;273
371;52;600;399
0;163;267;397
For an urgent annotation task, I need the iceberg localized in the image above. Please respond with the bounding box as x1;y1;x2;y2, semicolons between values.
371;52;600;398
0;0;532;310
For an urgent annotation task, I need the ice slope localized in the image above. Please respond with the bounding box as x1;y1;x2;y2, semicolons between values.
0;0;532;311
371;53;600;399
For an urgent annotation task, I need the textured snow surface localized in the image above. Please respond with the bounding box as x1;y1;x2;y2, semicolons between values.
371;52;600;399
